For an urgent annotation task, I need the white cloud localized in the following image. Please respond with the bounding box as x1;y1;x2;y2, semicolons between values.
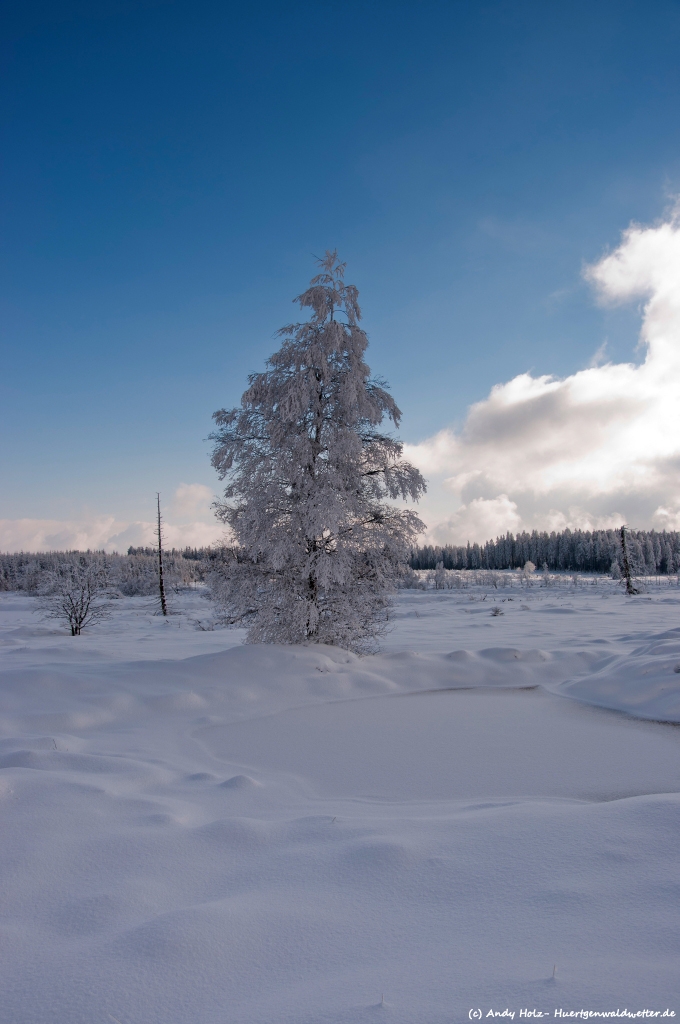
0;484;226;554
588;340;609;368
0;516;226;554
107;519;226;552
426;495;522;547
171;483;215;518
406;212;680;544
0;516;123;554
652;505;680;531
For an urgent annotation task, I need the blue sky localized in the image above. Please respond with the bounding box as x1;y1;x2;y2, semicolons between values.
3;0;680;548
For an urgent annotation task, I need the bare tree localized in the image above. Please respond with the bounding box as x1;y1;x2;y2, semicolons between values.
39;560;111;635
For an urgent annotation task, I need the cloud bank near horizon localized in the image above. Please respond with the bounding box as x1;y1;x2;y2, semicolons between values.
0;484;225;554
405;212;680;545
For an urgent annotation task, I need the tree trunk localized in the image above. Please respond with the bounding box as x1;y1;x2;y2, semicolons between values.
620;526;638;596
157;493;168;616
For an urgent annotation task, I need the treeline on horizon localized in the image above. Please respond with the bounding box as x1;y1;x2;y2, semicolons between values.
408;528;680;574
2;527;679;593
0;548;206;594
0;545;235;594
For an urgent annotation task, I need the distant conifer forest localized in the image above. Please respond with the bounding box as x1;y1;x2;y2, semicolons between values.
1;528;679;594
408;528;679;574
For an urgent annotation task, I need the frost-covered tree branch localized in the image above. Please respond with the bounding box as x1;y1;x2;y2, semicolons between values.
208;251;426;651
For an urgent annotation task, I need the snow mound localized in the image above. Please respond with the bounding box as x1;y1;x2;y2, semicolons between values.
219;774;261;789
199;687;680;801
555;628;680;721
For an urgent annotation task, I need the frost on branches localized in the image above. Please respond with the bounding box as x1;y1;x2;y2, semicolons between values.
209;252;426;651
38;559;111;635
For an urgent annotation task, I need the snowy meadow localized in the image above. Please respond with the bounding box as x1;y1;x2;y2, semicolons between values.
0;577;679;1023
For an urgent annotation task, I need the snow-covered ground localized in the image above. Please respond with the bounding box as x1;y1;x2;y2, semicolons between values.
0;582;679;1023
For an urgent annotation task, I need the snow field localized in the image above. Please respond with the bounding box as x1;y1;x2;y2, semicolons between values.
0;586;679;1022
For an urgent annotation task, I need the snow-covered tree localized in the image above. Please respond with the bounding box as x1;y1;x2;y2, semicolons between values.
209;251;426;651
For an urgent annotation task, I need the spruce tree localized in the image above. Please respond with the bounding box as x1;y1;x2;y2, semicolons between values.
209;252;426;651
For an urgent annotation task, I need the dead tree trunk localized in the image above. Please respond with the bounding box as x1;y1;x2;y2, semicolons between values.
157;493;168;616
619;525;639;596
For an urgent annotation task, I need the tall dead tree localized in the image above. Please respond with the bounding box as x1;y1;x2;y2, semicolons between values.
619;525;639;596
156;493;168;615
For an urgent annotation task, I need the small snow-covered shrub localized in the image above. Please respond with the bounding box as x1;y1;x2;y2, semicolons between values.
399;567;427;590
433;562;449;589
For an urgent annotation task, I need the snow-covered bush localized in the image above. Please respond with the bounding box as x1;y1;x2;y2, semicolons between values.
433;561;449;589
208;252;426;651
398;567;427;590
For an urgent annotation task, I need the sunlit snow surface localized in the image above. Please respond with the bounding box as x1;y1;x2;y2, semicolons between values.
0;583;679;1023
